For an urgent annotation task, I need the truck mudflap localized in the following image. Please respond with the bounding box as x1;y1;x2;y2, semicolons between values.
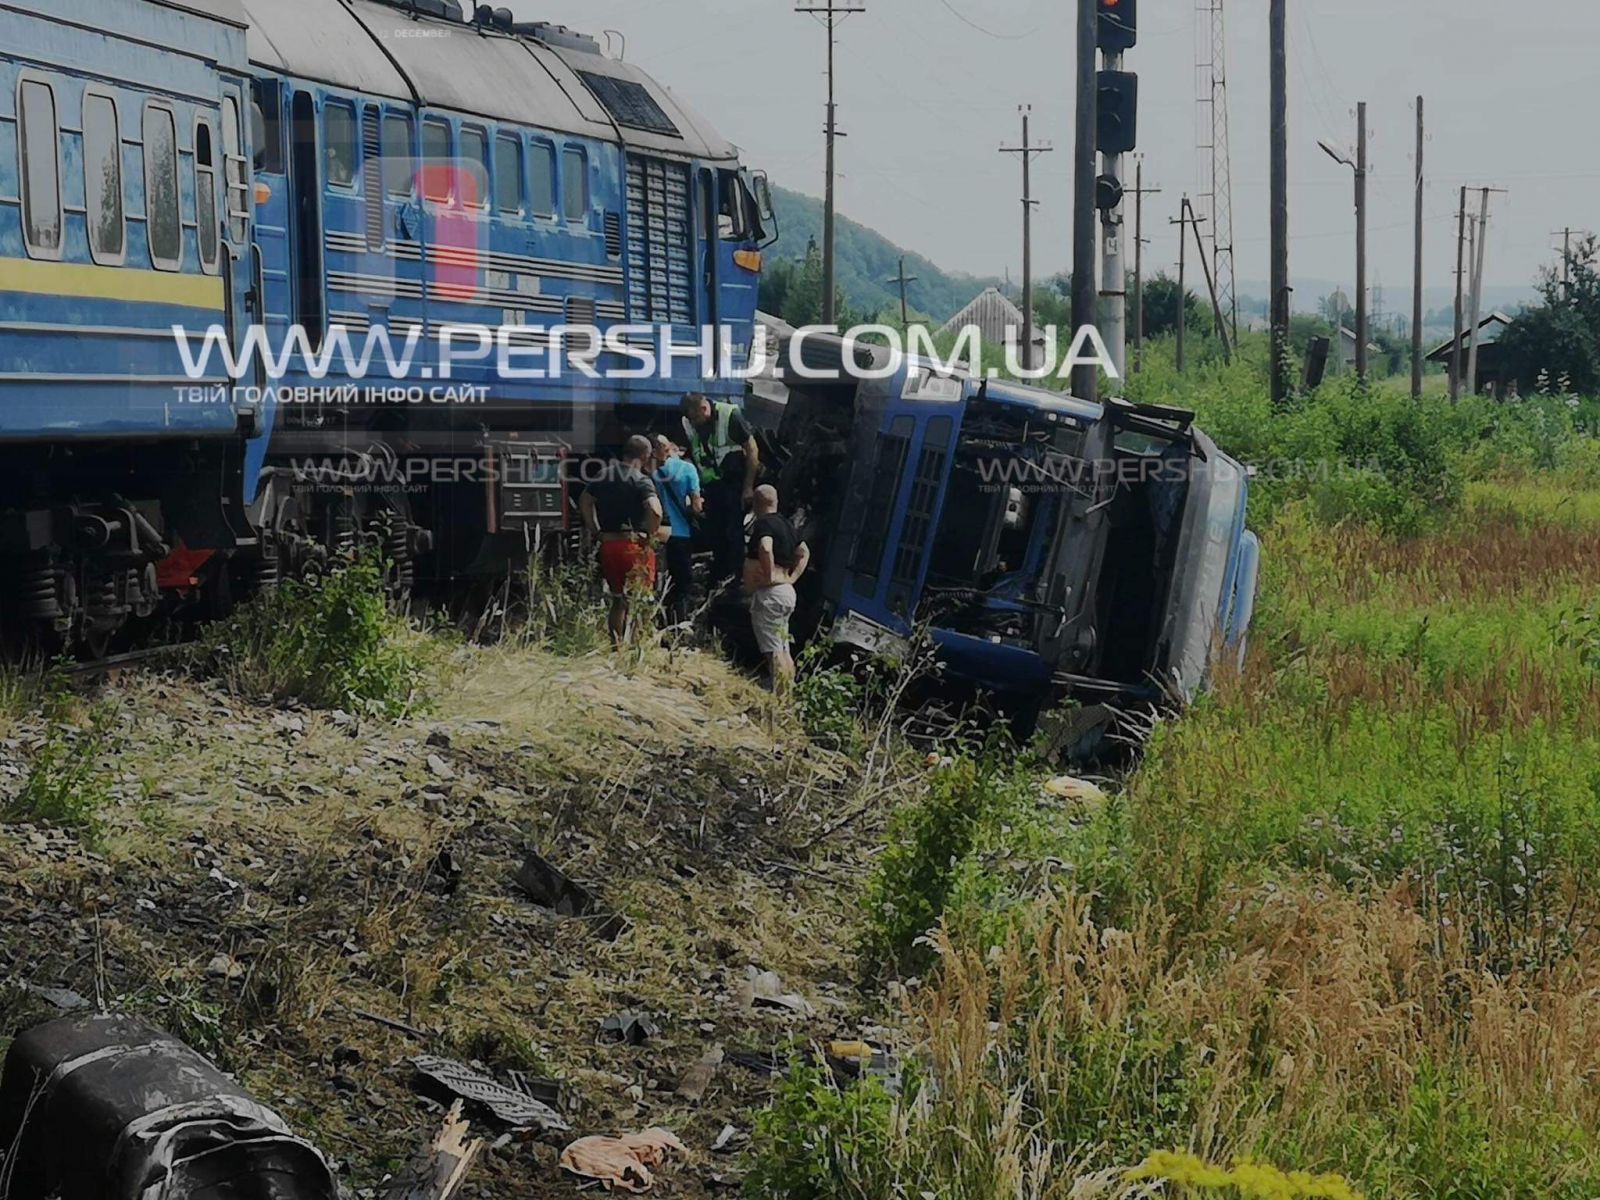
0;1012;337;1200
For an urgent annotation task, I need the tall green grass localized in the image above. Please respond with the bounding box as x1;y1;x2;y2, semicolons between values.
747;354;1600;1198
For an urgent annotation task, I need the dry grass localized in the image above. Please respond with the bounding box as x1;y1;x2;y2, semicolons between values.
0;638;881;1197
892;881;1600;1198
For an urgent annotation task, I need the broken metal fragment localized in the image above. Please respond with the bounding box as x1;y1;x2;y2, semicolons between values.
409;1055;570;1132
600;1011;660;1046
513;849;630;940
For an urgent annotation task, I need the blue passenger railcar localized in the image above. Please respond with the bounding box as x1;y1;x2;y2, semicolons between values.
235;0;772;582
0;0;259;646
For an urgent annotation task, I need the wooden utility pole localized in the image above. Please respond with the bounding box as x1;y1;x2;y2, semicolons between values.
1070;0;1099;401
1001;106;1052;369
1269;0;1289;407
795;0;865;326
1130;162;1161;373
1411;97;1424;399
1452;185;1466;402
1185;196;1232;362
1355;101;1368;383
1465;187;1505;394
1172;200;1201;373
886;256;918;325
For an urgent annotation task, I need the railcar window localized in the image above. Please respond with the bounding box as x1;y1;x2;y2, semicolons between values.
250;81;283;173
717;172;746;241
18;79;61;257
83;91;124;263
194;120;219;273
494;134;523;215
530;141;556;217
422;119;452;202
221;96;248;240
562;146;587;222
460;125;489;209
382;113;413;197
324;101;358;189
143;103;181;270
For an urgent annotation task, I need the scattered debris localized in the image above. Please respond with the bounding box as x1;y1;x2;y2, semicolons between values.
558;1128;687;1194
380;1100;482;1200
600;1011;660;1046
409;1055;570;1132
0;1012;337;1199
513;849;628;940
349;1006;432;1041
425;846;463;896
506;1069;563;1110
1042;774;1108;804
18;981;90;1011
726;1048;786;1076
709;1124;744;1153
426;753;454;780
739;967;814;1015
674;1046;723;1102
826;1039;902;1088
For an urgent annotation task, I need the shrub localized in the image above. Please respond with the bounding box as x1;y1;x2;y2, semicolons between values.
744;1059;896;1200
204;553;430;716
792;642;867;751
2;669;115;842
860;756;1027;973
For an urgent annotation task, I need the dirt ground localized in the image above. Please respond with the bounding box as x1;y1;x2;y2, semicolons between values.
0;642;903;1196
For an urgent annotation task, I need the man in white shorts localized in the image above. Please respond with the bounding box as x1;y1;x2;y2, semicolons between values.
742;485;810;693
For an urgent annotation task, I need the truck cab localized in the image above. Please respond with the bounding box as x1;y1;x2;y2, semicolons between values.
772;338;1259;728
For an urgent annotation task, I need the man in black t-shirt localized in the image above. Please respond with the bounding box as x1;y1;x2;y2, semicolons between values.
742;485;810;692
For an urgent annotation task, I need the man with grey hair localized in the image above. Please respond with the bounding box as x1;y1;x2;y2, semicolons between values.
742;484;809;692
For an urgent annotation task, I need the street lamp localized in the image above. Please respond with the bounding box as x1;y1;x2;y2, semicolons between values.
1318;104;1368;383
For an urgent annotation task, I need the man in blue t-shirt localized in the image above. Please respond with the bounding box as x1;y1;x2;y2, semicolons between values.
652;434;703;625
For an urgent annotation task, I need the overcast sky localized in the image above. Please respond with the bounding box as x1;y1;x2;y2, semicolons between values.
529;0;1597;300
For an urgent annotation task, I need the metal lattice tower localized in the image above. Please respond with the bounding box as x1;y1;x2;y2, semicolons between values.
1194;0;1237;338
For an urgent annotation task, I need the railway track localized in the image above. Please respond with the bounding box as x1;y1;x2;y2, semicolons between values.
62;643;196;680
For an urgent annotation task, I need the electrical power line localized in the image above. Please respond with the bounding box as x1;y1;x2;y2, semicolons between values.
934;0;1044;41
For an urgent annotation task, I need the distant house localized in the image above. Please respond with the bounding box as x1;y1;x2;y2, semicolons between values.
1425;312;1515;398
1334;325;1382;375
939;287;1047;356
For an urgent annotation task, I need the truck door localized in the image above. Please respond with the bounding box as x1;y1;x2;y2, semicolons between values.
833;367;966;637
1034;401;1198;678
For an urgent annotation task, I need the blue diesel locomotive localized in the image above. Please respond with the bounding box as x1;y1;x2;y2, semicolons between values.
0;0;771;643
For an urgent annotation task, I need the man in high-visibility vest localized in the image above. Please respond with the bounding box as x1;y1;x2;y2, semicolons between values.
680;392;760;588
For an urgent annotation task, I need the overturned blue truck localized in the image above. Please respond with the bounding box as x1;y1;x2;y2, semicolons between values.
753;324;1260;745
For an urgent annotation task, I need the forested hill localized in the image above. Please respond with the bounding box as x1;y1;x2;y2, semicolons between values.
768;184;1004;323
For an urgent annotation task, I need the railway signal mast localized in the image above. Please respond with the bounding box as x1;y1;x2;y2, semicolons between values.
1096;0;1138;387
1195;0;1237;341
